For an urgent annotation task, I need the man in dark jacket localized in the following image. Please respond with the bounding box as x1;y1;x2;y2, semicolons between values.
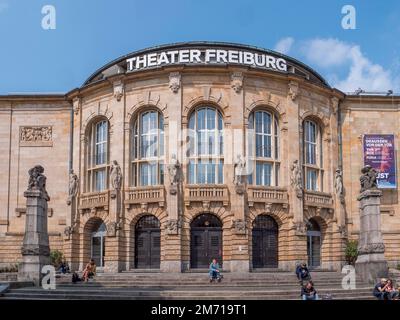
373;278;388;300
296;263;311;285
301;281;319;300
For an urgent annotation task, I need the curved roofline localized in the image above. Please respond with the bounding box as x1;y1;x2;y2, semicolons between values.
83;41;329;87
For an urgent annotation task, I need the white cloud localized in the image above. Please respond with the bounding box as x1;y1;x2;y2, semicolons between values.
301;38;397;93
274;37;294;55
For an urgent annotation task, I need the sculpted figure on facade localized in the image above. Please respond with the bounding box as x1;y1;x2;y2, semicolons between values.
334;168;345;203
288;81;299;101
360;165;378;193
231;72;243;93
168;154;181;185
233;154;246;186
169;72;181;93
67;169;79;205
110;160;122;191
290;160;303;197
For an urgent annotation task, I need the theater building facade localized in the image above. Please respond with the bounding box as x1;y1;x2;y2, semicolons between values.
0;42;399;272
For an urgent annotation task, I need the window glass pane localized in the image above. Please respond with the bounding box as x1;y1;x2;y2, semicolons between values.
206;108;216;130
218;160;224;184
188;160;195;184
95;169;106;191
306;169;318;191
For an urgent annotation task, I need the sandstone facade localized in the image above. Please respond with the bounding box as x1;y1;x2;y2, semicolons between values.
0;43;398;272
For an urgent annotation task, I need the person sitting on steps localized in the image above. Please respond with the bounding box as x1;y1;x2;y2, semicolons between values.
301;281;319;300
82;259;97;282
384;279;399;300
296;263;311;286
209;258;223;283
373;278;388;300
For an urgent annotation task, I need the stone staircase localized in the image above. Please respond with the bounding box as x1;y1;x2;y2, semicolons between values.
0;270;374;300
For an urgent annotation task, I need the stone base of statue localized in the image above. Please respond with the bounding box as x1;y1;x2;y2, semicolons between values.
355;189;388;283
19;188;51;286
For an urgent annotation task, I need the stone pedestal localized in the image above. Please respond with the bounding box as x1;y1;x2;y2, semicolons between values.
19;189;51;286
355;189;388;283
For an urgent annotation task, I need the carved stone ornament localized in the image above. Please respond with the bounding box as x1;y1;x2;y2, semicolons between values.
64;226;74;240
359;165;378;193
294;222;307;235
21;245;50;256
288;81;299;101
27;165;50;200
20;126;52;146
113;80;124;101
169;72;181;93
358;242;385;255
231;72;243;93
232;219;246;235
165;219;181;235
106;222;120;237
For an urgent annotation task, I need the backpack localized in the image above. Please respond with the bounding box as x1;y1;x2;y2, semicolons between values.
72;272;80;283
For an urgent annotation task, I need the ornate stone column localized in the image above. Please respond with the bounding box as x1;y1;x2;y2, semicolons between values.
19;165;51;286
355;166;388;283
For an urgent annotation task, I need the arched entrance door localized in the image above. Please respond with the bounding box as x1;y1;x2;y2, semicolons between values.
190;214;222;268
135;215;161;269
252;215;278;268
91;222;106;267
307;219;321;268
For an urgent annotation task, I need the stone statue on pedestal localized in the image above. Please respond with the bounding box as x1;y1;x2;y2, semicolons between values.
355;165;388;283
19;165;51;286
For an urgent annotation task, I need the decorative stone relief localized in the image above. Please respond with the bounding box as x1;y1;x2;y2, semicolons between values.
113;80;124;101
231;72;243;93
358;243;385;255
232;219;246;235
169;72;181;93
294;222;307;236
106;221;120;237
288;81;299;101
165;219;181;235
20;126;52;147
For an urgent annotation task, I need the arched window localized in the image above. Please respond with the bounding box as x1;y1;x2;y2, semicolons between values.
247;110;279;186
87;119;109;192
187;106;224;184
131;110;164;186
303;119;323;191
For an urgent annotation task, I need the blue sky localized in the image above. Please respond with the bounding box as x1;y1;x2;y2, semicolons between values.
0;0;399;94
